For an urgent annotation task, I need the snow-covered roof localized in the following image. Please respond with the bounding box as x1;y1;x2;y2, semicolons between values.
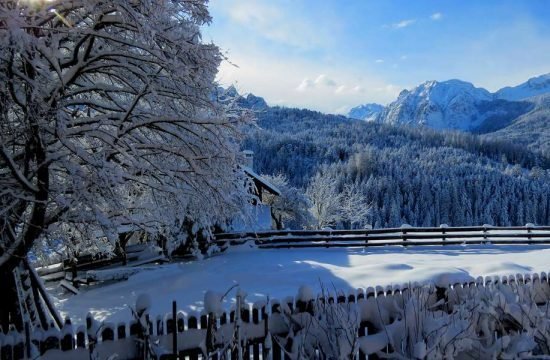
242;166;281;196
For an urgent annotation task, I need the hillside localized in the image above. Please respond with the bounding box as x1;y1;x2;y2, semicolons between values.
244;106;550;228
483;94;550;156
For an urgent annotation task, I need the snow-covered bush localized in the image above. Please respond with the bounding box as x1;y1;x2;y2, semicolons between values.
358;280;550;359
268;278;550;359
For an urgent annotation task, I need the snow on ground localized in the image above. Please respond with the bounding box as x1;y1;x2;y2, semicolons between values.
50;243;550;325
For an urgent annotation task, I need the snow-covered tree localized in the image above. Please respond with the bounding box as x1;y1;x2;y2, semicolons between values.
306;172;343;229
0;0;250;328
306;171;372;229
340;183;371;229
261;174;312;229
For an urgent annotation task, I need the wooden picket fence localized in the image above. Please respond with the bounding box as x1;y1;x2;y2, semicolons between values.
2;271;550;360
215;225;550;249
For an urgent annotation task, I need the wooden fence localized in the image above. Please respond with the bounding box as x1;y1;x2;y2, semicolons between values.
36;226;550;284
215;225;550;249
2;271;550;360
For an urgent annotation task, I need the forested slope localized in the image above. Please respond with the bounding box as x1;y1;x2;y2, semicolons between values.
244;107;550;227
483;94;550;157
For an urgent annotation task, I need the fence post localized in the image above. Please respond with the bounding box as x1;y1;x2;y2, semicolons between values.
264;332;272;360
24;322;31;358
262;306;271;360
86;313;97;356
271;303;282;360
145;314;151;360
206;311;217;359
252;307;260;360
235;292;243;360
358;319;367;360
172;301;177;358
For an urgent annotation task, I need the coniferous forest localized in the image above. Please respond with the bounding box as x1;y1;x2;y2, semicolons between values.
244;107;550;228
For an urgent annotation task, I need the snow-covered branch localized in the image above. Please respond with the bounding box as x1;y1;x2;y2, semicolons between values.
0;0;251;272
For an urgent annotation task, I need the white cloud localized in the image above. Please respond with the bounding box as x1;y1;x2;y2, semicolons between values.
375;59;384;63
296;78;314;91
314;74;337;87
431;12;443;21
219;1;329;50
334;84;366;96
392;19;416;29
296;74;337;91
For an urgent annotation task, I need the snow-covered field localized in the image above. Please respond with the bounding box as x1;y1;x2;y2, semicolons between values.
50;243;550;325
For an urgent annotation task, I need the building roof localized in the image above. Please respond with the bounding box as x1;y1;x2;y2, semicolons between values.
242;166;282;196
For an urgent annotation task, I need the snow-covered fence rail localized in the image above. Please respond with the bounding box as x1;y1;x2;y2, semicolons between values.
215;225;550;249
3;272;550;359
36;244;167;284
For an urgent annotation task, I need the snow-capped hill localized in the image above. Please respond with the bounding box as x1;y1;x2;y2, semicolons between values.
238;93;269;111
214;86;268;111
381;79;493;131
348;103;384;121
495;73;550;101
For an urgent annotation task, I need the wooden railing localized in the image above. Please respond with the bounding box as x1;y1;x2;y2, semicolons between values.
36;226;550;285
215;225;550;249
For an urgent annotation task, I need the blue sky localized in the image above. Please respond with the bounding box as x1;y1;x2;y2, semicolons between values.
204;0;550;114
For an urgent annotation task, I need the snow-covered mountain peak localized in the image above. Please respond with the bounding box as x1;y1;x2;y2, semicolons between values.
348;103;384;121
496;73;550;101
380;79;493;130
214;86;268;111
412;79;492;104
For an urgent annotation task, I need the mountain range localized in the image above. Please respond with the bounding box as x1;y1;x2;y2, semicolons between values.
221;73;549;156
348;73;550;136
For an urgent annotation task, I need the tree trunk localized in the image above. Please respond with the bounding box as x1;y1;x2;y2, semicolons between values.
271;208;283;230
116;232;132;266
0;268;21;332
